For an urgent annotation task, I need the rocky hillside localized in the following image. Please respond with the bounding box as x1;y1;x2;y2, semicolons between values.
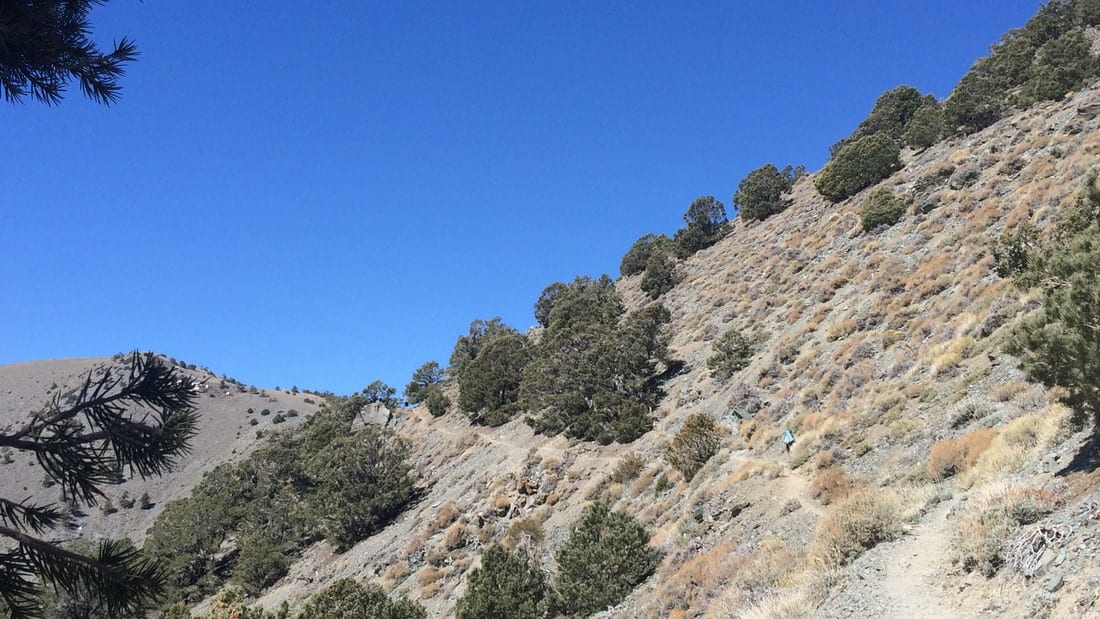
234;83;1098;617
5;68;1100;619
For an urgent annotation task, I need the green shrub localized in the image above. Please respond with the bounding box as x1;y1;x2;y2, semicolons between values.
664;414;722;482
449;317;517;376
674;195;728;257
836;85;933;152
945;2;1100;134
944;70;1005;135
860;189;906;232
619;233;673;277
553;502;661;617
304;427;418;551
814;133;900;202
144;402;419;604
536;275;622;333
295;579;425;619
639;250;678;299
231;533;291;595
707;327;754;379
904;103;945;149
424;386;451;417
1020;29;1100;103
455;546;548;619
734;163;797;221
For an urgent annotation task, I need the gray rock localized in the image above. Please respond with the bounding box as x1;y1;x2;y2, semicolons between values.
1088;570;1100;589
1045;573;1064;593
949;166;981;189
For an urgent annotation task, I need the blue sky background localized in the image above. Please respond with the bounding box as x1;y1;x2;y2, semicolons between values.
2;1;1042;395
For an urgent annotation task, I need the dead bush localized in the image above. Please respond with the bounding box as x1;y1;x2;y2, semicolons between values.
504;517;544;548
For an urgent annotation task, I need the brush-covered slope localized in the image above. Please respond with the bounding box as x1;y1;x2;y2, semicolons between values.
224;85;1100;618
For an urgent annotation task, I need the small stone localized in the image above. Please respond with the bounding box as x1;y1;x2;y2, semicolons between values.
1045;573;1064;593
1088;570;1100;589
1054;550;1067;567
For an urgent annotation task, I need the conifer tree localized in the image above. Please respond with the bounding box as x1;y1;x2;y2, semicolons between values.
0;1;138;105
0;352;199;617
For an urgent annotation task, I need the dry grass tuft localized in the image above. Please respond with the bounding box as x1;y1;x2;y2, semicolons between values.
810;466;856;506
732;459;782;482
927;427;997;480
810;490;902;567
503;516;544;548
433;500;459;531
951;483;1062;576
665;538;801;616
965;405;1072;481
442;522;469;550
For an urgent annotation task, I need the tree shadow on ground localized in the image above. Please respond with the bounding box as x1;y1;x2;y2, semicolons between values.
1056;433;1100;476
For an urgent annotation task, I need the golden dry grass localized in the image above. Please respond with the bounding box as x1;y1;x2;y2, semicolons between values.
951;482;1062;576
927;427;997;481
810;490;902;567
810;466;857;506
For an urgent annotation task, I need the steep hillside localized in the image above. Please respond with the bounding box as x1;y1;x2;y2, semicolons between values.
211;84;1100;617
7;59;1100;619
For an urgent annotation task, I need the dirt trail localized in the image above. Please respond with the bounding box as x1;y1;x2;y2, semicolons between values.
878;500;958;618
777;468;825;518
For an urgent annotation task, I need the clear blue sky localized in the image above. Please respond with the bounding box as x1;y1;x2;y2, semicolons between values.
1;1;1041;395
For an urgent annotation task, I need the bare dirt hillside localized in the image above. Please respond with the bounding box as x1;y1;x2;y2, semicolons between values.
6;83;1100;618
0;355;321;546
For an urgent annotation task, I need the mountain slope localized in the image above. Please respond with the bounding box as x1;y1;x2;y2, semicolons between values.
4;82;1100;619
236;82;1100;617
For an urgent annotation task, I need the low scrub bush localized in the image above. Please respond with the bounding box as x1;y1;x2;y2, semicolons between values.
951;484;1060;576
811;490;901;567
707;327;754;379
735;163;798;222
674;195;728;257
620;233;674;277
904;102;945;149
424;386;450;417
612;452;646;483
640;249;679;299
296;578;425;619
810;466;855;506
860;189;906;232
664;414;722;482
